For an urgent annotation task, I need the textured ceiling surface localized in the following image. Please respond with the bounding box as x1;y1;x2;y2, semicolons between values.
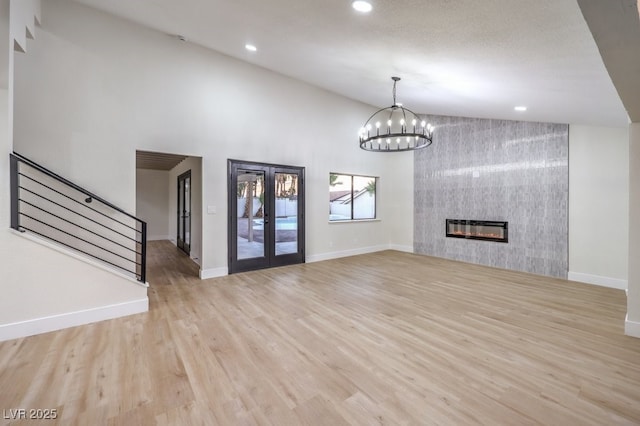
73;0;629;126
136;151;188;170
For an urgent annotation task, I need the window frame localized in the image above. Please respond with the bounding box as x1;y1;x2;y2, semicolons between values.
329;172;378;222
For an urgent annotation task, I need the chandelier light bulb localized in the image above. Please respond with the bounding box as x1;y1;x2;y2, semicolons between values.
358;77;434;152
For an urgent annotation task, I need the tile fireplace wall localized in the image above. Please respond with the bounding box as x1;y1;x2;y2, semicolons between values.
414;115;569;278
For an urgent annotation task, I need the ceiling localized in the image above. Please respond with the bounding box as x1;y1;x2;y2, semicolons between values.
136;150;188;170
577;0;640;122
72;0;631;127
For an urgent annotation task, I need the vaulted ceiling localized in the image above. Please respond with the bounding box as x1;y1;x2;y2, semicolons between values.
577;0;640;123
71;0;634;127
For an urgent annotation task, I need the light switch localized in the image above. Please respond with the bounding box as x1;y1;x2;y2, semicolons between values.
207;205;217;214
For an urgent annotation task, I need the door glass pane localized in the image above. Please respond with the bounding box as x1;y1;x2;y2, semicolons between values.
184;176;191;247
353;176;376;219
178;180;185;245
237;170;266;260
274;172;298;255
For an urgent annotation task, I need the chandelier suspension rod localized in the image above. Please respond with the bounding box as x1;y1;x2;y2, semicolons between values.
392;76;400;106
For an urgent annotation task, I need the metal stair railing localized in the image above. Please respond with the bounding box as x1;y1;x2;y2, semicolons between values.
9;152;147;283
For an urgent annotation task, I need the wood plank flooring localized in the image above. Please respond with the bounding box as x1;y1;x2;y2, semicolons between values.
1;240;640;425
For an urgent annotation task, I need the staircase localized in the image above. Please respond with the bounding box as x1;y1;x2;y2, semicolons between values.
0;1;148;342
9;0;40;54
10;152;147;283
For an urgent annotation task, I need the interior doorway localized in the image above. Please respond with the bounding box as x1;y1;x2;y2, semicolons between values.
177;170;191;255
135;150;202;279
228;159;305;274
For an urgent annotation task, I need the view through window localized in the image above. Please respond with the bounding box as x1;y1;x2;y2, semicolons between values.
329;173;377;221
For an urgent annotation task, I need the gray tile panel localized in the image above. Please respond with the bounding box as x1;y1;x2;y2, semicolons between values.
414;115;569;278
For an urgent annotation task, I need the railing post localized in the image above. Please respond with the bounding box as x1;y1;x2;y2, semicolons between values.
140;221;147;283
9;154;19;230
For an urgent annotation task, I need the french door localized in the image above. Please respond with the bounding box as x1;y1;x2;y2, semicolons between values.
177;170;191;255
228;160;305;274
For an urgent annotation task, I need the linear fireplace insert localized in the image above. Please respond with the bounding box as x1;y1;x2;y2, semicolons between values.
446;219;508;243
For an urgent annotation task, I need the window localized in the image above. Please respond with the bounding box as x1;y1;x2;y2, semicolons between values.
329;173;377;221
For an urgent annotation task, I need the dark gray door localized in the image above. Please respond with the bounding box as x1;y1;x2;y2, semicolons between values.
228;160;305;274
177;170;191;255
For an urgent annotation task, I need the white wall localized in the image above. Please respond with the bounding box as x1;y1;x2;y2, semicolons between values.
0;87;7;227
168;157;202;265
627;122;640;337
136;168;170;241
569;124;629;289
382;154;413;251
0;0;147;342
12;0;414;275
0;233;147;341
0;0;7;90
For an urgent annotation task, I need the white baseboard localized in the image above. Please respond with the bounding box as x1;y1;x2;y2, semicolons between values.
147;235;171;241
625;314;640;338
388;244;414;253
0;298;148;342
307;244;390;263
199;244;410;276
200;267;228;279
568;271;627;290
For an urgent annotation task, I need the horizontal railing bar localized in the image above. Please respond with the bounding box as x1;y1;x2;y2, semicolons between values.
12;152;143;223
19;199;140;255
19;213;142;266
11;152;147;283
18;172;141;234
19;226;141;280
19;186;141;244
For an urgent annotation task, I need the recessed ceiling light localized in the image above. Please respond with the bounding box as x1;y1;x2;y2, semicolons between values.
514;106;527;112
352;1;372;13
245;44;257;52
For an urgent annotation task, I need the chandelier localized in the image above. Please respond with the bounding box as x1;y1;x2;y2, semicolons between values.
359;77;434;152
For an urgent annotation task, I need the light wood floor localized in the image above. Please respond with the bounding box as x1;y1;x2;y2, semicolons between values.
1;241;640;425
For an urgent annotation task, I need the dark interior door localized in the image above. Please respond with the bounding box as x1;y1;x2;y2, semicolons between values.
228;160;305;274
177;170;191;255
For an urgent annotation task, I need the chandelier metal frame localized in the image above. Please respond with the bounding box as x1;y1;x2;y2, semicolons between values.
359;77;434;152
